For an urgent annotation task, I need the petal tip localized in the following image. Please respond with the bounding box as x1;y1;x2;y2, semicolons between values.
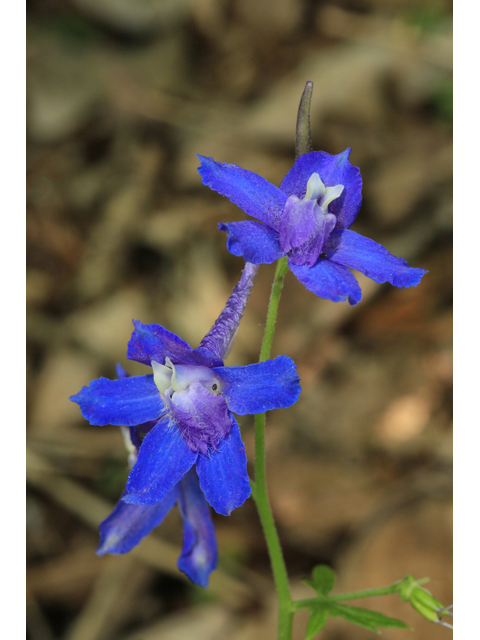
388;266;428;289
95;544;109;557
131;318;143;333
399;267;428;289
336;148;352;165
196;153;211;166
348;290;362;305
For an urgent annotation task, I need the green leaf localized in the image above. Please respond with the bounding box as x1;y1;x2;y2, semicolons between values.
326;604;411;633
304;565;336;596
305;607;328;640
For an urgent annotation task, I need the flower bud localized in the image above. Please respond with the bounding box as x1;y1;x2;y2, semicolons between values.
397;575;447;624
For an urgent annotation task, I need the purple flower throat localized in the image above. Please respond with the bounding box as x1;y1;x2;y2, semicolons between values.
151;357;229;456
279;172;343;268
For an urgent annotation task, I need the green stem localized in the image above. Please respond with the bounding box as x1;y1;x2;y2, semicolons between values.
253;257;293;640
259;257;289;362
292;581;403;612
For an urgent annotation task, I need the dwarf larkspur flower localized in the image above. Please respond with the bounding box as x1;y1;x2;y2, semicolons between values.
71;263;301;517
197;149;427;305
94;365;218;587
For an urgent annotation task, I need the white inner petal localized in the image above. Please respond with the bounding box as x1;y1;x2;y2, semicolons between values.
151;360;173;395
319;184;344;209
303;172;344;212
303;173;325;201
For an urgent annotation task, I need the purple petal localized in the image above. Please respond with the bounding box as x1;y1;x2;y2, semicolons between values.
197;155;287;229
168;382;232;455
97;487;178;555
199;262;259;361
127;320;222;368
177;468;217;587
213;355;301;415
196;417;250;516
289;258;362;305
324;229;428;288
280;149;362;229
218;221;284;265
70;375;164;426
278;197;317;253
124;417;197;505
287;211;337;268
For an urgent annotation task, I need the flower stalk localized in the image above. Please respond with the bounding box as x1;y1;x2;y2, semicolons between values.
253;256;293;640
251;82;316;640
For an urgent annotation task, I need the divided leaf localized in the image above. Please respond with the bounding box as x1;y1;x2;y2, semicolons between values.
326;604;411;634
301;567;412;637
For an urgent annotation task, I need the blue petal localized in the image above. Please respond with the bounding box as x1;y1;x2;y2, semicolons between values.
97;487;178;555
124;417;197;505
280;150;362;230
196;417;250;516
197;155;287;229
110;364;156;447
290;258;362;305
70;375;164;426
218;221;284;264
177;469;218;587
127;320;222;368
324;229;428;288
213;355;301;415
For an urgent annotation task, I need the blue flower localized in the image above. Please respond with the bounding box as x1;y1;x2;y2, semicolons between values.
197;149;427;305
71;263;301;517
95;365;218;587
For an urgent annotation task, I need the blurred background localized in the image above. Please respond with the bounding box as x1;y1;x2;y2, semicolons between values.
26;0;452;638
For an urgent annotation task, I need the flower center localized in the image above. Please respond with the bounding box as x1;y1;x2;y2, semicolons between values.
152;358;229;455
279;173;344;267
151;357;222;398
